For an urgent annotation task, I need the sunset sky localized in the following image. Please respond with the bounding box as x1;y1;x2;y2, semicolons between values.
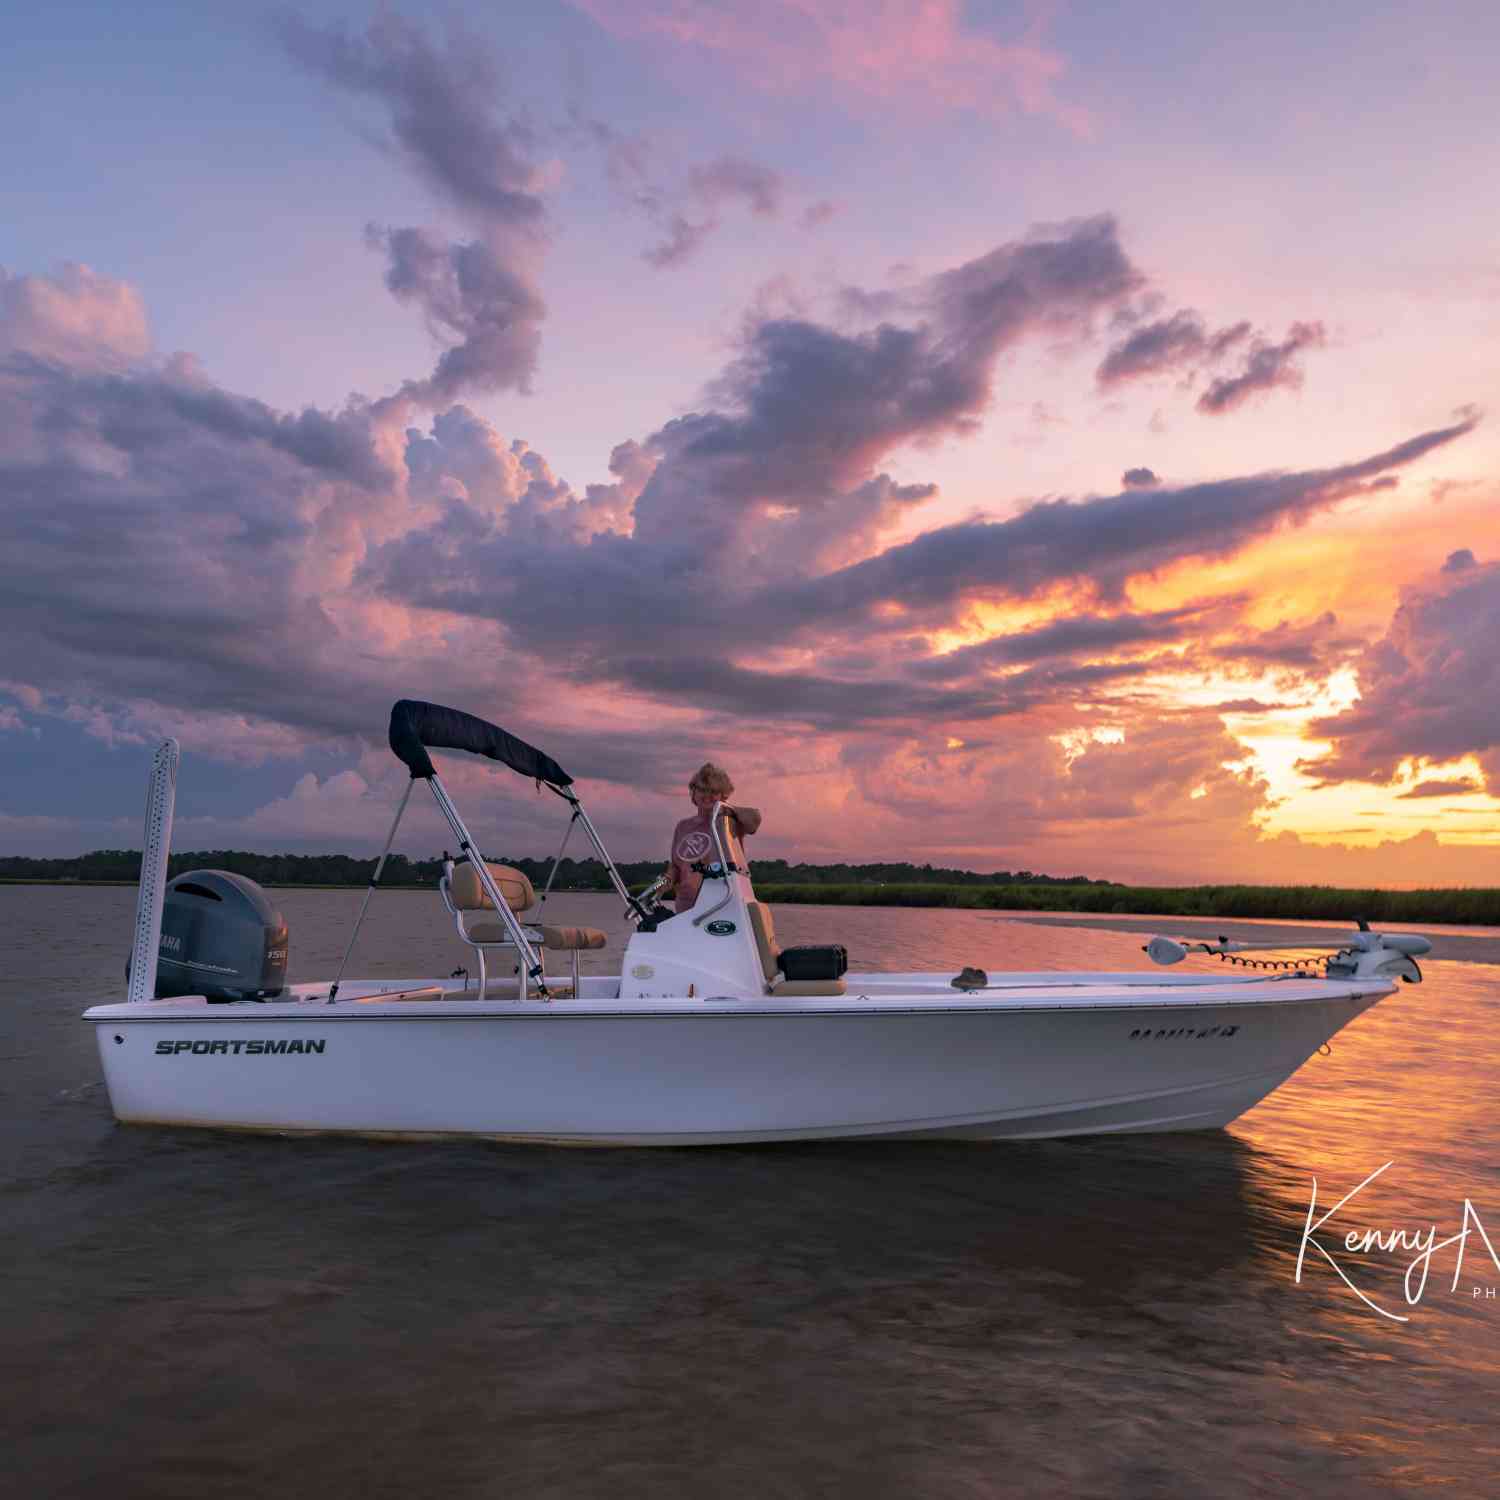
3;1;1498;885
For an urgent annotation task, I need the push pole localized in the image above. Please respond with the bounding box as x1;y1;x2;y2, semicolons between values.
127;739;179;1003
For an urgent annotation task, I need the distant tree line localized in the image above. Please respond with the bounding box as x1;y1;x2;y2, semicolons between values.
758;881;1500;926
0;848;1115;890
6;850;1498;923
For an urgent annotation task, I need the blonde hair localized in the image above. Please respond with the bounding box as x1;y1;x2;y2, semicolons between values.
689;762;734;799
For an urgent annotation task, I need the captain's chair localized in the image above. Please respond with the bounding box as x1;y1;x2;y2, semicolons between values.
440;859;607;999
744;901;846;996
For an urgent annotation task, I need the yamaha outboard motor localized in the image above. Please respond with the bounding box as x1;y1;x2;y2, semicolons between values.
146;869;288;1002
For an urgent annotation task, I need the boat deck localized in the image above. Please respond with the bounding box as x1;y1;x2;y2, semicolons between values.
84;969;1390;1021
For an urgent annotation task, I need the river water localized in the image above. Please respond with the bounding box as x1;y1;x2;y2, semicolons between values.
3;886;1497;1498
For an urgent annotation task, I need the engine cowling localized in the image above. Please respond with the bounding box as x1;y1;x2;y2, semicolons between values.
143;869;288;1002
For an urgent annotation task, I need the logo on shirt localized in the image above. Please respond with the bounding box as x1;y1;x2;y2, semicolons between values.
676;831;712;861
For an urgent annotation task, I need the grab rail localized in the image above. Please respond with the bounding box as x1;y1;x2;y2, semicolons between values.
691;801;736;927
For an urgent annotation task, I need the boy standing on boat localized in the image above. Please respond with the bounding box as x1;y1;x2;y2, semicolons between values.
663;763;761;913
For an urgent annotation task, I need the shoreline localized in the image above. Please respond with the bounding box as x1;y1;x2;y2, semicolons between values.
7;877;1500;926
751;881;1500;927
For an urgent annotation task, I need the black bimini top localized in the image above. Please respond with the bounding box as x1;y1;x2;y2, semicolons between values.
387;699;573;787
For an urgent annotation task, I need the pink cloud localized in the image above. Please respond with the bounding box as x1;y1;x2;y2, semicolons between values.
6;211;1490;880
570;0;1092;134
0;264;149;371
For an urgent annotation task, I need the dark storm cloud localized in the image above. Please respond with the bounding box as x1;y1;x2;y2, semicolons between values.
1203;611;1364;673
367;215;1148;656
368;225;546;400
275;10;544;230
913;606;1214;681
1197;322;1326;414
1396;778;1481;798
1098;308;1326;416
1121;466;1159;488
598;653;1160;731
0;357;386;744
764;414;1479;630
278;10;549;402
1302;554;1500;786
9;207;1480;784
1442;547;1476;573
1096;310;1249;385
0;269;587;769
10;354;390;490
640;216;1141;524
362;220;1481;745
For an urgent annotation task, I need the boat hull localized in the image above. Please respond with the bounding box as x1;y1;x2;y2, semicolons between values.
84;979;1389;1145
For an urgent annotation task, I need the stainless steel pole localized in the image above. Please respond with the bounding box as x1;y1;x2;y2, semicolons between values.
566;794;647;918
427;774;549;997
327;778;414;1003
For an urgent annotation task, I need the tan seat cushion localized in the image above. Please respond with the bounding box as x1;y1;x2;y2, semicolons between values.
464;921;518;944
451;861;535;913
463;921;606;951
539;925;607;951
745;901;780;987
770;978;847;996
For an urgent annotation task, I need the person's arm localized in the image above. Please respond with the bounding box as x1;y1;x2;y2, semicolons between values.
663;824;682;893
728;805;761;836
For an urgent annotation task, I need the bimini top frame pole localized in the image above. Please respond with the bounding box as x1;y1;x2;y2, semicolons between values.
386;698;650;927
553;788;650;923
426;774;550;997
327;777;415;1004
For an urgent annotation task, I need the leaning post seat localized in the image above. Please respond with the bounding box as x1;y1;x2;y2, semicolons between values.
745;901;847;997
450;860;536;914
441;858;607;999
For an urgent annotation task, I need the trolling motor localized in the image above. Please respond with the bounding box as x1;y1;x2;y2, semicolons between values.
1144;925;1431;982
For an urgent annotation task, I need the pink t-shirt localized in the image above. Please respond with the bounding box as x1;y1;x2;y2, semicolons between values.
667;804;758;911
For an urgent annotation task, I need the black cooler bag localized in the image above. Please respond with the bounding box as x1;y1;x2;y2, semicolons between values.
779;944;848;981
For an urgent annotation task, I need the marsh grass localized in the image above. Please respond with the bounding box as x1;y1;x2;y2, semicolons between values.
754;882;1500;925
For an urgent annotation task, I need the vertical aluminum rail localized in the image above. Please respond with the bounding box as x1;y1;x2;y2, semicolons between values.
428;773;549;998
327;779;414;1004
128;738;179;1003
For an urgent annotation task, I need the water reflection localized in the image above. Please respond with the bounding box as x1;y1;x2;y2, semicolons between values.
5;886;1498;1498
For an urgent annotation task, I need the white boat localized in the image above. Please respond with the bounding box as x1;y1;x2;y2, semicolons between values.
84;702;1429;1145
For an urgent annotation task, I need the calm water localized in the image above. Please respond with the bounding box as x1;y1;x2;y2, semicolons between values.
3;886;1498;1498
